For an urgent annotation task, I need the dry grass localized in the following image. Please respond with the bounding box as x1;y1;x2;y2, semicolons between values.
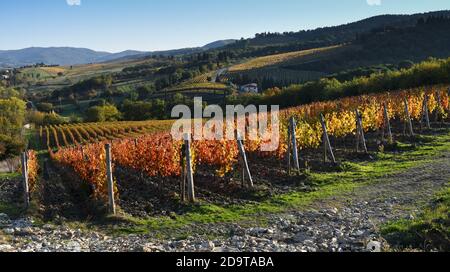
39;66;67;74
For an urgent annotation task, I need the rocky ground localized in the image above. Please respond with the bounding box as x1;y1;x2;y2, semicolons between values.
1;149;449;252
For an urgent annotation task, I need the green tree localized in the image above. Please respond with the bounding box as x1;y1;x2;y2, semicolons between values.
85;104;121;122
121;100;154;121
128;91;139;101
137;85;154;100
36;102;54;113
155;78;169;90
150;99;167;119
0;97;27;136
0;134;26;161
43;113;66;126
0;85;22;99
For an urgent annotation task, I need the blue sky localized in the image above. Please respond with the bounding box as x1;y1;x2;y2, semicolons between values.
1;0;449;52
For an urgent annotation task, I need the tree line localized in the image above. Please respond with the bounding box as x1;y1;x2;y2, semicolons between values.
227;57;450;108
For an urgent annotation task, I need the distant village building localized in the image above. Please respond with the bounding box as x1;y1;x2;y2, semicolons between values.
1;69;11;80
240;83;258;94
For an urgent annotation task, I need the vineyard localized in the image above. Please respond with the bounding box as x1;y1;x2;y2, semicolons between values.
164;71;228;93
33;85;449;218
281;86;449;149
224;66;327;88
188;73;215;83
165;82;228;93
228;45;341;72
39;120;174;150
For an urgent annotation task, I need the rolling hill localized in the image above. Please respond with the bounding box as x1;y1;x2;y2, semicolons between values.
11;10;450;120
0;47;146;68
219;13;450;90
202;39;237;50
228;45;341;72
224;10;450;50
106;39;237;63
0;40;237;68
0;47;109;67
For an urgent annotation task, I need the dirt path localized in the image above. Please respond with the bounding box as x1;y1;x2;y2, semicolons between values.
1;151;450;252
161;150;450;252
280;150;450;251
315;153;450;224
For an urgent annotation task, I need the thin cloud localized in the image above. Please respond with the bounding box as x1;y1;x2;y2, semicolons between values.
66;0;81;6
367;0;382;6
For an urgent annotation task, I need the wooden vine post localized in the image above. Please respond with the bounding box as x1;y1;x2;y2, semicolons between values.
180;141;187;203
355;109;368;154
403;98;414;136
287;117;300;174
320;114;336;163
80;146;88;161
105;144;116;215
435;90;442;123
20;152;30;209
421;94;431;130
448;87;450;117
286;121;291;174
383;104;393;144
237;132;254;188
184;134;196;203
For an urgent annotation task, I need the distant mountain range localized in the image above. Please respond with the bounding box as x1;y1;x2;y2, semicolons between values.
0;39;237;68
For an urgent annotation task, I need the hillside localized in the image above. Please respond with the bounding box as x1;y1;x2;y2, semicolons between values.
164;11;450;92
220;15;450;90
228;45;341;73
223;10;450;53
202;39;237;50
281;16;450;73
0;47;150;68
0;40;237;68
10;11;450;120
108;39;238;63
0;47;109;67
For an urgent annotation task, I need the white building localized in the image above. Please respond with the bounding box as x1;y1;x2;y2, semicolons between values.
240;83;258;94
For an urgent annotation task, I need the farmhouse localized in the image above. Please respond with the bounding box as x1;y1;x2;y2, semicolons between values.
1;69;11;80
240;83;258;93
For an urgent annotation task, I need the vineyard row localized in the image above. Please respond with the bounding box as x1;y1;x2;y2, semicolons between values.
40;120;174;150
48;85;450;202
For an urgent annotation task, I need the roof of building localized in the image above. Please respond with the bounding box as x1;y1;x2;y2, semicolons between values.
241;83;258;88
